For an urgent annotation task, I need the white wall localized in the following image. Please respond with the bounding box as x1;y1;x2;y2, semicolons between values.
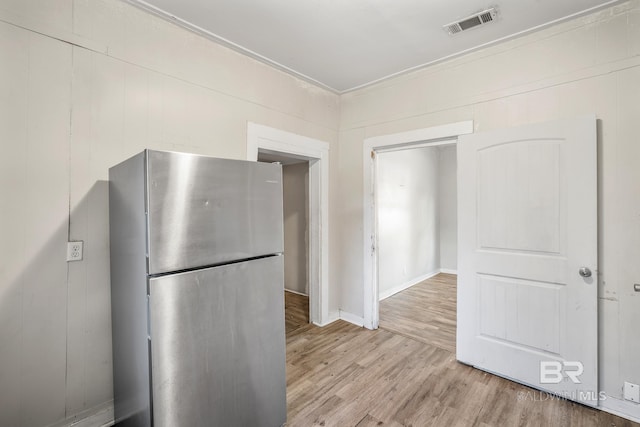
0;1;339;426
377;147;439;297
337;0;640;418
0;23;72;427
438;145;457;272
283;162;309;295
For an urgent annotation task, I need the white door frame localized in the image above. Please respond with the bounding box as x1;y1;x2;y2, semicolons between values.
247;122;330;326
362;121;474;330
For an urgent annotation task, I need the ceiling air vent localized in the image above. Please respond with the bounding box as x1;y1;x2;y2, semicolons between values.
444;7;499;35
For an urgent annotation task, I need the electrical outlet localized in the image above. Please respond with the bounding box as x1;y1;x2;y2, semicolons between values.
624;382;640;403
67;241;84;262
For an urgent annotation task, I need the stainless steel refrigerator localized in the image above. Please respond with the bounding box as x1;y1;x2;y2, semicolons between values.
109;150;286;427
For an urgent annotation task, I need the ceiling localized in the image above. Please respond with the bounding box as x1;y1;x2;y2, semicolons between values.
127;0;622;93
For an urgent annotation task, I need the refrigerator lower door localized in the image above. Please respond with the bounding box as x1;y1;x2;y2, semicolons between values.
148;256;286;427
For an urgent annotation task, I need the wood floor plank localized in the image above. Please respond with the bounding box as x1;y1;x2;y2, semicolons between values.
285;291;309;334
284;276;637;427
379;273;457;353
355;414;404;427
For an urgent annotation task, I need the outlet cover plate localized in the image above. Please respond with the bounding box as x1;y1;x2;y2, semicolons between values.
67;241;84;262
624;382;640;403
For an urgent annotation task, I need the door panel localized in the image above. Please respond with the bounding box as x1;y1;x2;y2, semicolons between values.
478;274;562;354
146;150;284;275
457;116;597;405
477;140;563;254
148;256;286;427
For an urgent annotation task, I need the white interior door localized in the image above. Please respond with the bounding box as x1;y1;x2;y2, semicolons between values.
457;116;598;405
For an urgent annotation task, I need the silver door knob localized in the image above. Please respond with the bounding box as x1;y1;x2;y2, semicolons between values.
579;267;592;278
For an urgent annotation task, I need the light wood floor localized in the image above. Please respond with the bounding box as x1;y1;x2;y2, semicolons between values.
379;273;457;353
285;290;310;334
284;276;637;427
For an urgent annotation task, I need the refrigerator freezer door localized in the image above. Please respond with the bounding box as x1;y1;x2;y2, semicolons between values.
146;150;284;275
148;256;286;427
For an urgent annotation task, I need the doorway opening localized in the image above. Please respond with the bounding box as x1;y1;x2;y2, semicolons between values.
258;153;310;333
362;121;473;330
375;143;457;352
247;122;330;327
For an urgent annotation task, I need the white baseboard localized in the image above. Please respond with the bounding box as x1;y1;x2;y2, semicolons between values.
284;288;308;297
339;310;365;327
600;395;640;423
48;401;114;427
379;270;440;301
314;310;340;327
69;403;114;427
439;268;458;275
314;310;365;328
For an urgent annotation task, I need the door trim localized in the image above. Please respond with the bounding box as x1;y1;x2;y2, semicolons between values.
247;122;330;326
362;121;474;330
